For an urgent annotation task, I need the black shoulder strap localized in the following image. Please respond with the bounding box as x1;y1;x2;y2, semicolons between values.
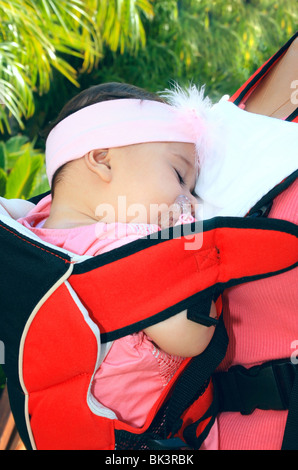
282;370;298;450
246;170;298;218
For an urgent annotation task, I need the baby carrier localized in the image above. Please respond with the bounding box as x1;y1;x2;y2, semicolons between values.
0;33;297;451
0;182;297;450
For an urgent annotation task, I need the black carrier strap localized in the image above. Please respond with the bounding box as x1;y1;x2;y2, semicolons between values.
213;360;298;450
213;360;298;415
282;370;298;450
246;169;298;218
164;317;228;446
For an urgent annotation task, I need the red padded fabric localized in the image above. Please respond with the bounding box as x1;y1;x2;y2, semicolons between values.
69;225;297;336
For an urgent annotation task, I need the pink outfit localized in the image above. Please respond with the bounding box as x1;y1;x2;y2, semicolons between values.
18;194;185;427
94;333;184;427
207;180;298;450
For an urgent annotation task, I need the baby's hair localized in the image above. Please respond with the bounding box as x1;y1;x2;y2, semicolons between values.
42;82;166;196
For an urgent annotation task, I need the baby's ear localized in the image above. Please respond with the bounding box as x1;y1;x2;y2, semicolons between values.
85;149;112;182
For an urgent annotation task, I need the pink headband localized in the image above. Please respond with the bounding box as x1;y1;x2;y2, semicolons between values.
45;98;201;185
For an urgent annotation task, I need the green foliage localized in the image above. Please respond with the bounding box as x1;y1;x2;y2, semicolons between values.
0;0;296;198
1;0;297;137
0;0;102;133
0;135;48;199
95;0;153;53
0;0;153;134
89;0;297;100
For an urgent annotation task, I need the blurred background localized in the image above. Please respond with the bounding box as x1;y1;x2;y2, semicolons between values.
0;0;297;395
0;0;297;201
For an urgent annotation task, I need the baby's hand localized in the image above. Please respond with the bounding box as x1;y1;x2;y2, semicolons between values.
144;302;217;358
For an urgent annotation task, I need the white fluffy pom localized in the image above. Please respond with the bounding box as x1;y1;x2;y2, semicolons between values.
160;83;225;167
160;83;213;120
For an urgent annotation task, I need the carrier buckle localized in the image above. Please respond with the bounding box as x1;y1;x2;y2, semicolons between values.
213;360;297;415
146;437;191;450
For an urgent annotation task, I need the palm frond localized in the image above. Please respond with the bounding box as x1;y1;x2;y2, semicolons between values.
0;0;102;133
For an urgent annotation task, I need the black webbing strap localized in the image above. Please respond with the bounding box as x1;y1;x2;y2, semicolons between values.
246;170;298;218
282;369;298;450
213;359;298;415
213;359;298;449
164;317;228;446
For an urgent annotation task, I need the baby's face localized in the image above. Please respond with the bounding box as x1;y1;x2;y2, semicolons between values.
106;141;197;226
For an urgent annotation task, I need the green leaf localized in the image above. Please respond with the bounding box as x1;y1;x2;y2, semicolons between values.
5;151;31;198
5;136;29;170
5;151;43;199
22;155;44;199
0;141;7;169
30;170;50;198
0;167;7;196
6;135;29;154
